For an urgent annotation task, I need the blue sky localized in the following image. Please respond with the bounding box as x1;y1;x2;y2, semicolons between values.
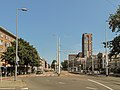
0;0;120;64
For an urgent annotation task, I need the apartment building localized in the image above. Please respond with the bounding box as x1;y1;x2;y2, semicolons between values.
68;54;77;71
0;27;16;66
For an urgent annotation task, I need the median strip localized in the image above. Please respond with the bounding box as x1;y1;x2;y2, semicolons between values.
88;79;113;90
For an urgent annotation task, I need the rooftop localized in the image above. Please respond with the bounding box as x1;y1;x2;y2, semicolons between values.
0;26;16;39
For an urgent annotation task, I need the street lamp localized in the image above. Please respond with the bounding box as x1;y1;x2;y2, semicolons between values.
57;37;61;76
15;8;27;81
105;20;109;77
52;34;61;76
91;56;94;74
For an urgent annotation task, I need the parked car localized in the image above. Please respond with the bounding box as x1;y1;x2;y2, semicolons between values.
36;66;44;74
36;70;43;74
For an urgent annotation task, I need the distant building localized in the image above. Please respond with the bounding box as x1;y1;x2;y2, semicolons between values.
0;27;16;66
109;57;120;71
68;54;77;61
68;52;87;72
82;33;92;58
68;54;77;71
40;58;49;71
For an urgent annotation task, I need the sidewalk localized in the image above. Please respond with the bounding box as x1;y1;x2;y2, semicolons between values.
0;76;26;88
0;72;56;88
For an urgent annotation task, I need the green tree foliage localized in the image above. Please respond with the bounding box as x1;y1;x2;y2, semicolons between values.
109;6;120;32
2;46;15;66
61;60;68;70
108;36;120;58
51;60;57;69
2;38;40;67
97;52;103;70
106;5;120;58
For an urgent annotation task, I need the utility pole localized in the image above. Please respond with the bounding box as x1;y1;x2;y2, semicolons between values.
105;21;109;76
72;59;74;72
91;56;94;74
56;36;58;72
15;8;19;81
58;37;61;76
15;8;27;81
57;37;61;76
68;57;69;72
91;47;94;74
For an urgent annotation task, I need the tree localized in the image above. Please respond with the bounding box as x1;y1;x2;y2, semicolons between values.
109;6;120;32
1;38;40;74
61;60;68;70
97;52;103;71
48;64;51;68
108;36;120;58
17;38;40;66
51;60;57;70
2;46;15;66
106;5;120;58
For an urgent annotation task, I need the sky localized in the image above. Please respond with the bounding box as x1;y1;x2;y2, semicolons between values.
0;0;120;64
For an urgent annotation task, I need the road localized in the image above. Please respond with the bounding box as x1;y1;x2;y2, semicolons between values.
22;72;120;90
1;71;120;90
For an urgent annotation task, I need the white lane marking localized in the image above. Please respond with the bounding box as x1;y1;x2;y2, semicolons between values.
86;87;97;90
88;79;113;90
21;88;29;90
58;82;65;84
0;87;29;90
0;88;15;89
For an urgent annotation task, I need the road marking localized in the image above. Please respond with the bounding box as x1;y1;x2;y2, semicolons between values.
86;87;97;90
88;79;113;90
0;87;29;90
0;88;15;89
21;88;29;90
58;82;65;84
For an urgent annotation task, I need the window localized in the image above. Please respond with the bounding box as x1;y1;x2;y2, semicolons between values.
5;35;9;40
0;40;3;45
0;33;4;37
5;42;10;47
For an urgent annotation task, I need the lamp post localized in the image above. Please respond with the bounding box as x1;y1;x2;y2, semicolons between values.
105;20;108;77
15;8;27;81
72;58;74;72
68;57;69;72
56;36;61;76
91;56;94;74
57;37;61;76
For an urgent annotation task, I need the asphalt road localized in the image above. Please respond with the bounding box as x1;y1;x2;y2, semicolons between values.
23;72;120;90
1;72;120;90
